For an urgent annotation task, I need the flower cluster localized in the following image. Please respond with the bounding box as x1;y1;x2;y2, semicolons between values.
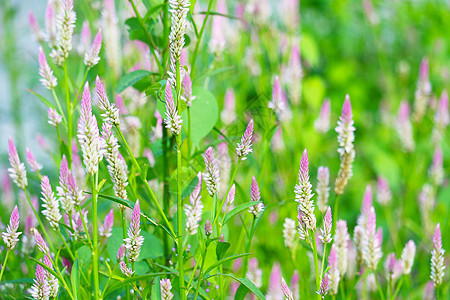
124;200;145;263
185;172;204;235
2;205;21;250
294;149;316;231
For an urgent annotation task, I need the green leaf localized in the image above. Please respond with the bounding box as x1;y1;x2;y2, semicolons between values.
180;87;218;145
29;257;60;279
204;274;265;300
27;89;57;110
103;272;174;296
151;276;161;300
78;246;92;272
107;227;125;264
223;201;260;225
169;167;197;199
204;253;250;277
215;241;231;260
71;259;79;300
115;70;152;93
140;231;164;259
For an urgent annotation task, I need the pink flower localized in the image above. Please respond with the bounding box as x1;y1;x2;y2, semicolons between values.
163;83;182;135
203;147;220;196
266;263;282;299
117;244;126;261
314;98;331;133
160;278;174;300
41;176;62;229
39;47;57;90
29;264;49;300
319;207;332;244
119;261;134;277
401;240;416;275
248;176;264;217
2;205;21;250
124;200;144;263
295;149;316;231
221;89;237;125
96;76;120;125
8;137;27;189
185;172;203;235
376;176;392;206
32;228;50;255
99;209;114;238
84;28;102;68
430;223;445;287
328;244;340;295
182;71;195;107
48;108;63;127
435;90;449;128
205;219;212;236
396;101;415;151
236;119;254;160
317;273;329;297
26;148;43;172
281;277;294;300
28;11;44;42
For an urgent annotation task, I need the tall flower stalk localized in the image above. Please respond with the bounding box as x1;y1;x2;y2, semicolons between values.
0;206;21;282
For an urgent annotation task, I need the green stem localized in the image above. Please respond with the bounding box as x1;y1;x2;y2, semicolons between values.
242;217;256;277
187;107;191;161
57;230;75;261
375;273;386;300
392;276;404;299
193;242;209;299
122;210;131;300
0;250;10;282
52;88;67;125
115;126;176;238
24;189;55;253
311;230;321;298
73;68;89;107
92;173;100;300
332;195;340;233
64;62;72;166
320;243;328;278
190;0;215;78
77;206;93;249
48;255;75;300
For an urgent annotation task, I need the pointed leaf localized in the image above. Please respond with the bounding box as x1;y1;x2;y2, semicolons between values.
216;241;231;260
223;201;260;225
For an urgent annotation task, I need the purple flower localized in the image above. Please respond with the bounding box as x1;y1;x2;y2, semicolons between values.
314;98;331;133
248;176;264;217
266;263;282;299
43;255;59;297
363;207;383;271
29;264;49;300
281;277;294;300
96;76;120;125
38;47;57;89
99;209;114;238
41;176;62;229
205;219;212;236
8;137;28;189
319;207;332;244
430;223;445;287
236;119;254;160
56;155;74;215
203;147;220;196
78;82;105;175
335;95;356;195
163;83;182;135
119;261;134;277
295;149;316;231
2;205;21;250
32;228;49;255
413;57;431;122
117;244;126;261
84;28;102;68
161;278;174;300
26;148;43;172
317;273;329;297
124;200;144;263
48;108;63;127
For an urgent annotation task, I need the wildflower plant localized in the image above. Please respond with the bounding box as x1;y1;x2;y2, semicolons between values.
0;0;449;299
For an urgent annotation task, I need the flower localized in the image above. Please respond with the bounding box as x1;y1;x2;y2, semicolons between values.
29;264;49;300
26;148;43;172
281;277;294;300
429;148;444;186
384;253;403;281
246;258;262;288
124;200;144;263
363;207;383;271
78;82;105;175
185;172;203;235
316;166;330;214
317;273;329;297
203;147;220;196
335;220;350;275
294;149;316;231
99;209;114;238
168;0;190;85
2;205;21;250
101;0;121;76
283;218;296;249
84;28;102;68
102;123;129;205
29;12;44;42
56;155;74;215
96;76;120;126
8;137;28;189
163;83;182;135
314;98;331;133
401;240;416;275
435;90;449;129
161;278;174;300
396;101;415;152
236;119;254;160
117;244;126;261
221;89;237;125
430;223;445;287
50;0;76;65
328;244;340;295
43;255;59;297
266;263;282;300
31;228;50;255
319;207;332;244
413;57;431;123
40;176;62;229
376;176;392;206
119;261;134;277
38;47;57;89
248;176;264;217
335;95;355;195
48;108;63;127
269;75;291;122
205;219;213;236
182;71;196;107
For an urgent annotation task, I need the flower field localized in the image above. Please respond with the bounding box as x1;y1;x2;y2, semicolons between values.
0;0;449;299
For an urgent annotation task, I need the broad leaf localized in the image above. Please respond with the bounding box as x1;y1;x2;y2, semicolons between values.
27;89;57;110
103;272;174;296
71;259;79;300
204;253;250;277
216;241;231;260
115;70;152;93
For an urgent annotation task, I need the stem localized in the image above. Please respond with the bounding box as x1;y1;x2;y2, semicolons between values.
242;217;256;277
392;276;404;299
77;206;93;249
64;62;72;166
92;173;100;300
73;68;89;107
193;242;209;300
24;189;55;253
190;0;215;78
52;88;67;125
122;210;131;300
311;230;321;298
375;273;386;300
0;250;10;283
332;195;340;233
57;230;75;261
320;243;328;278
115;126;176;238
187;107;191;161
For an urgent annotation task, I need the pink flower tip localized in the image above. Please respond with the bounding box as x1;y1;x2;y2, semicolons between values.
341;95;352;123
10;205;20;230
362;185;373;216
420;57;429;81
299;148;309;181
132;200;141;225
433;223;442;249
